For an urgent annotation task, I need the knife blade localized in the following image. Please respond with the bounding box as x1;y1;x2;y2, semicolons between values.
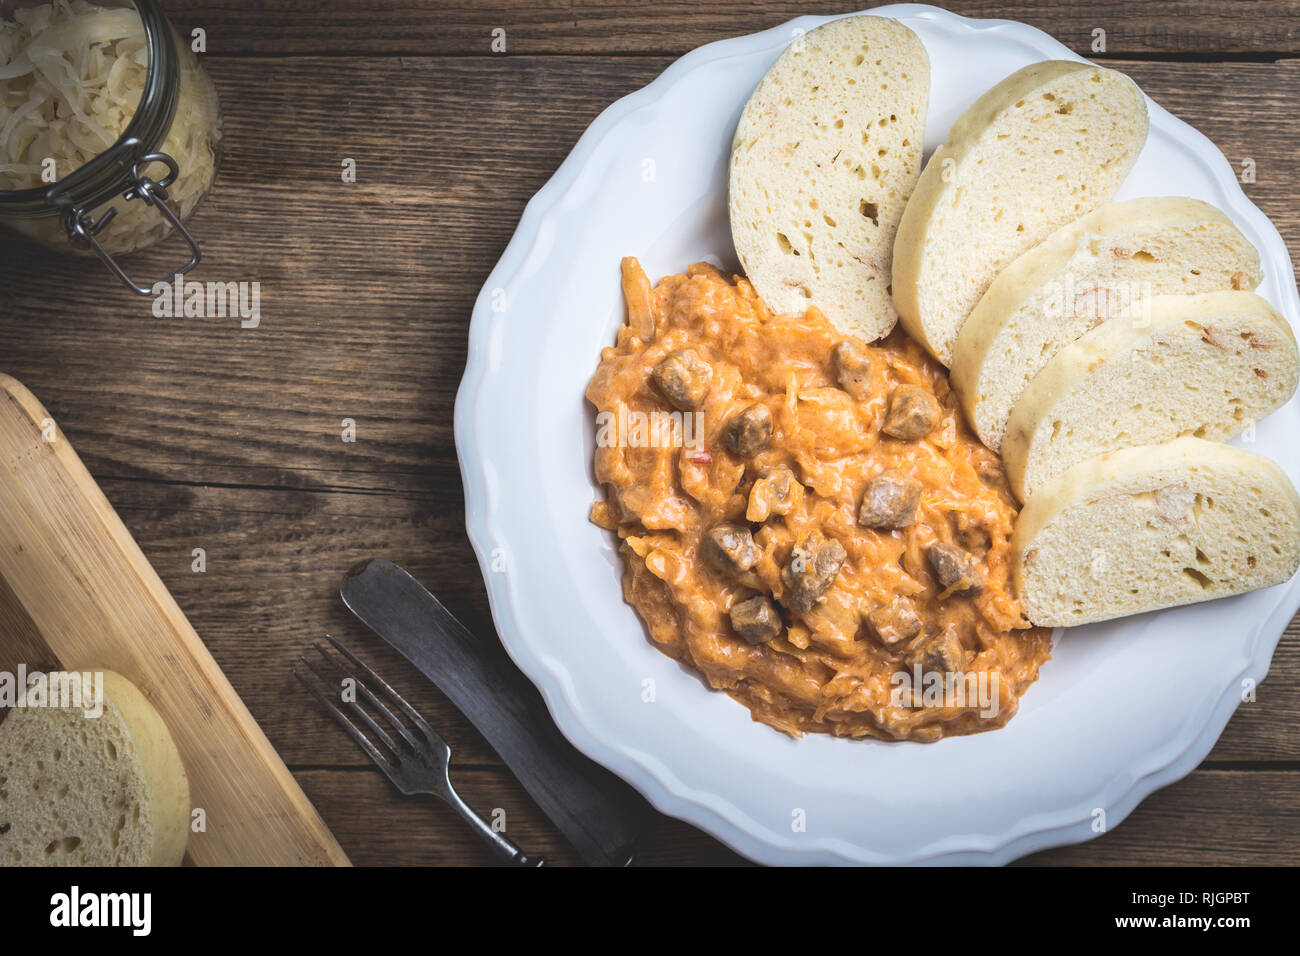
340;558;650;866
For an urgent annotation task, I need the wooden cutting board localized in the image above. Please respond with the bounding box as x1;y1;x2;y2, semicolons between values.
0;375;349;866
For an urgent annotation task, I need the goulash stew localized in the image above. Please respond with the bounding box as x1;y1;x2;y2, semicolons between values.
587;259;1051;741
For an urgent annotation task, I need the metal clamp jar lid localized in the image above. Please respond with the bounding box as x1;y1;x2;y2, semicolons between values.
0;0;222;294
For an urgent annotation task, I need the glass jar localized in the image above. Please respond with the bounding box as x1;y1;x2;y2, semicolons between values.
0;0;222;293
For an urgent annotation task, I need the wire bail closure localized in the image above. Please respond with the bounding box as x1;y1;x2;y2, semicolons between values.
62;151;202;296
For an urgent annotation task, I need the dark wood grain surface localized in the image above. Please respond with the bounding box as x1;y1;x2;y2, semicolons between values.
1;1;1298;866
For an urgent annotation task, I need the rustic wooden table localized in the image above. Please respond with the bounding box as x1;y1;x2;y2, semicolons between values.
1;1;1297;866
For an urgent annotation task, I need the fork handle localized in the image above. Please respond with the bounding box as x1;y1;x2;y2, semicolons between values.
436;788;546;866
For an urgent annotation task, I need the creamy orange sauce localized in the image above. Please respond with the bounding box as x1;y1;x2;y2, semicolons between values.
587;258;1051;741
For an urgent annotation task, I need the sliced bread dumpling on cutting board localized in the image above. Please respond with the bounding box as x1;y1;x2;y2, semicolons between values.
1001;290;1299;501
893;60;1149;366
952;196;1262;452
730;14;929;340
0;670;190;866
1013;437;1300;627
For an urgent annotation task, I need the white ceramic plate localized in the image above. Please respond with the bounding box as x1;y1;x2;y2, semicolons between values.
455;4;1300;865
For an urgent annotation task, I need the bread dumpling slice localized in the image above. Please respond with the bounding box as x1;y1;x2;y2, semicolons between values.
730;14;929;340
0;670;190;866
952;197;1262;452
1013;437;1300;627
1002;291;1299;501
894;60;1149;366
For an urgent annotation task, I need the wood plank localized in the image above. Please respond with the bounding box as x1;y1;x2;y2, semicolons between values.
1022;770;1300;865
85;477;1300;765
157;2;1300;57
295;765;746;866
297;764;1300;865
0;377;349;866
2;58;1297;483
99;479;517;767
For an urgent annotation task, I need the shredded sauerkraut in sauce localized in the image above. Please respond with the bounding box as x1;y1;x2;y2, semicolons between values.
588;259;1052;741
0;0;220;254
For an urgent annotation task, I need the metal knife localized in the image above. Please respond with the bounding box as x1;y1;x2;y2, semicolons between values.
340;558;650;866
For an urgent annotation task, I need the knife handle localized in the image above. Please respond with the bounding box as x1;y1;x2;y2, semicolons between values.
434;787;546;867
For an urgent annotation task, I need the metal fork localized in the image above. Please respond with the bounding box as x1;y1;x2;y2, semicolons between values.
294;634;544;866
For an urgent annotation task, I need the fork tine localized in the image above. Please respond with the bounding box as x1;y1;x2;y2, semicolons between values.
300;647;405;757
323;633;442;748
313;639;425;753
293;664;394;771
